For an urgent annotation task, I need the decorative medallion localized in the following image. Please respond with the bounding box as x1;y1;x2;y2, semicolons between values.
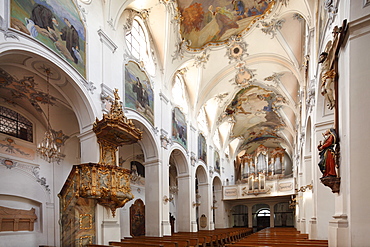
1;158;17;169
226;36;248;63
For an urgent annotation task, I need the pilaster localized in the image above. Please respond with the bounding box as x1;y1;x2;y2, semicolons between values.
144;159;162;236
328;215;348;247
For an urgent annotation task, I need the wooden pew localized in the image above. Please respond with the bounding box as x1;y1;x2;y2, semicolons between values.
88;227;253;247
86;245;113;247
131;235;197;247
174;232;212;247
125;236;190;247
109;241;166;247
174;228;252;247
226;227;328;247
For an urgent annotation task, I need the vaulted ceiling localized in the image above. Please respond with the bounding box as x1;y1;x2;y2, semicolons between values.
158;0;311;159
0;0;313;161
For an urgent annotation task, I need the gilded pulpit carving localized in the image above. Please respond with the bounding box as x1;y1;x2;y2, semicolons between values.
59;89;142;246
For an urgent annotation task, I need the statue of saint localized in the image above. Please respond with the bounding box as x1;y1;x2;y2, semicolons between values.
317;128;338;178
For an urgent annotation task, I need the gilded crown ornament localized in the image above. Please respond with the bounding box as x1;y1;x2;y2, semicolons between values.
93;88;142;166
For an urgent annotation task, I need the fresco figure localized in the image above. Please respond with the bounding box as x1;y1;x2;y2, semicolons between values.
214;7;239;39
172;107;187;148
30;4;58;31
133;77;150;109
198;134;207;163
61;18;80;64
317;128;338;178
233;0;246;18
133;77;144;106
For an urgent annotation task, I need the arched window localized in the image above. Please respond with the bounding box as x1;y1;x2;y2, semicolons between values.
213;130;221;150
197;107;208;136
172;73;188;114
125;18;155;75
0;106;33;142
257;209;270;217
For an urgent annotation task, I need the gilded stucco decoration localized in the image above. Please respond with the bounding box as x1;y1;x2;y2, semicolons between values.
0;158;50;193
231;63;256;86
226;36;249;64
172;38;191;61
0;15;19;40
264;72;285;87
258;18;285;38
193;51;210;69
0;68;57;113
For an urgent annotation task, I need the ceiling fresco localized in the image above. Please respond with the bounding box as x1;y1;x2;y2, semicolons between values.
0;68;57;113
0;0;312;165
221;86;287;152
0;55;77;136
177;0;275;49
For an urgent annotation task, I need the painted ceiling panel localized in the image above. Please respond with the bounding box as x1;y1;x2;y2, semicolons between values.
177;0;274;49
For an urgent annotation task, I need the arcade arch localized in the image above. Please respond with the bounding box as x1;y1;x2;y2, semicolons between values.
168;148;191;232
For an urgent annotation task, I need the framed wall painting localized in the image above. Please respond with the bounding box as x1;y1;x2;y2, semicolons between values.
11;0;86;77
124;61;154;125
172;107;187;149
198;133;207;164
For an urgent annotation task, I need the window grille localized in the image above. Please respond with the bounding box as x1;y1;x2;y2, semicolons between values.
125;19;147;61
0;106;33;142
125;18;155;75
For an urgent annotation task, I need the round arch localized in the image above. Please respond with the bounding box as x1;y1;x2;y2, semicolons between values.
0;48;96;133
253;204;270;231
167;145;189;175
128;116;159;161
195;163;208;185
212;176;223;228
167;147;190;233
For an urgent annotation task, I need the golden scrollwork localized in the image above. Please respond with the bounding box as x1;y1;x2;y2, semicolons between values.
61;163;134;217
93;89;142;166
79;235;92;247
62;181;75;211
79;214;92;230
60;89;139;218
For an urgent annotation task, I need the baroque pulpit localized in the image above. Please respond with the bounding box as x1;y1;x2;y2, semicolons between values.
59;89;142;246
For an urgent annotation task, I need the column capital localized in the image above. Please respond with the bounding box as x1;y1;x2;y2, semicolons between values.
144;159;162;167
